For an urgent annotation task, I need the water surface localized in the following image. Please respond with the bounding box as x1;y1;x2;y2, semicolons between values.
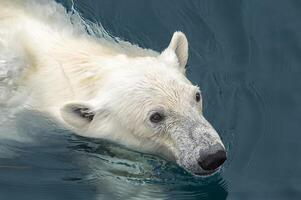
1;0;301;199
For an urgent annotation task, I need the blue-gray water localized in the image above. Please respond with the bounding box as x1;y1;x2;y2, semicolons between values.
1;0;301;199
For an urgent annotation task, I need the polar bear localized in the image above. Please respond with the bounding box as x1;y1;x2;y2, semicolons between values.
0;0;226;175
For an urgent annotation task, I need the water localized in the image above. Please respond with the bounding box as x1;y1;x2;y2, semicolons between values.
1;0;301;199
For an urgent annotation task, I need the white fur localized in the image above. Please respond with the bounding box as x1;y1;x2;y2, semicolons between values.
0;0;225;175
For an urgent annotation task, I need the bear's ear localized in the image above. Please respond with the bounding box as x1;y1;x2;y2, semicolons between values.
60;102;95;129
160;31;188;73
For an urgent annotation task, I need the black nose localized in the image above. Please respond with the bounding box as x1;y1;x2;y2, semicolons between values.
198;144;227;171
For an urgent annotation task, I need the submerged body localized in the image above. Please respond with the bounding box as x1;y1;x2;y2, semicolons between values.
0;0;226;175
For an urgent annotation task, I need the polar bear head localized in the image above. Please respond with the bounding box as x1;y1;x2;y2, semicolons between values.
60;32;226;176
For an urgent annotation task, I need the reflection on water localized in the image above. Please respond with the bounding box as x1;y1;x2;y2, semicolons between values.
69;136;228;200
0;110;227;200
1;0;301;199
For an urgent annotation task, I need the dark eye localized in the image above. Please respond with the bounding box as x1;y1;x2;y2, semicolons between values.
196;92;201;102
150;112;164;123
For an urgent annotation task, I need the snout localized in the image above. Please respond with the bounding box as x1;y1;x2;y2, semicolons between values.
197;143;227;171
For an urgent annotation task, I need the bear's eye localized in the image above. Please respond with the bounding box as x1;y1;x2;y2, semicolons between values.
150;112;164;123
195;92;201;102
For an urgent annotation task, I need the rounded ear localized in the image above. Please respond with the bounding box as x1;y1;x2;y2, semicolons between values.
60;102;95;129
160;31;188;72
